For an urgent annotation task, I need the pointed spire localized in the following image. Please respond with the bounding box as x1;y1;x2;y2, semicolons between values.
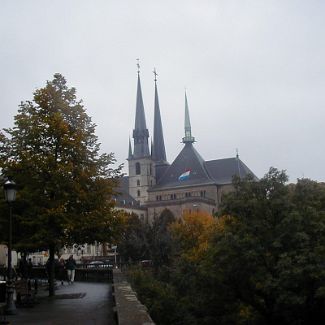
128;137;133;159
132;61;150;158
182;92;195;144
235;148;242;178
152;69;167;162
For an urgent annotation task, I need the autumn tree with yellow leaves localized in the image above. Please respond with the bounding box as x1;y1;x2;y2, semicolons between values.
0;74;122;295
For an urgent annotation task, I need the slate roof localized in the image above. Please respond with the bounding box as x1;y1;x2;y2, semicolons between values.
114;176;145;209
149;143;257;191
205;158;257;185
149;143;215;191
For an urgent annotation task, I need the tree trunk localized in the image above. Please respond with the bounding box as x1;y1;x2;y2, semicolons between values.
48;244;55;296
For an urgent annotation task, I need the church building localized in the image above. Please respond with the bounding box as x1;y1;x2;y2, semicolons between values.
116;68;256;222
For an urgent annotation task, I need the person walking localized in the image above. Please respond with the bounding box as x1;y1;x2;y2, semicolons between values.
65;255;77;284
57;258;66;285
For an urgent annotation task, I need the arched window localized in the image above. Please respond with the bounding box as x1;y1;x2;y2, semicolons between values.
137;180;140;186
135;162;141;175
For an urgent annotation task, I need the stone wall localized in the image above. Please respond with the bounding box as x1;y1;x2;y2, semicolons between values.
112;268;155;325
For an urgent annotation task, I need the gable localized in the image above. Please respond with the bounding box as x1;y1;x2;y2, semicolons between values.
150;143;214;191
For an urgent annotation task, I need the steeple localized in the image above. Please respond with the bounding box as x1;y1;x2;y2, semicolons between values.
132;65;150;158
152;69;167;163
182;92;195;144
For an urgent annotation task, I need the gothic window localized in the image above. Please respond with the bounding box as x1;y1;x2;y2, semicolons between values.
137;190;141;197
135;162;141;175
137;180;140;186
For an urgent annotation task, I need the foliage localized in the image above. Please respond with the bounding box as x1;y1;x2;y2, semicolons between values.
149;209;176;270
170;211;217;262
203;168;325;324
128;266;187;325
117;209;176;269
117;213;151;263
0;74;122;294
127;168;325;324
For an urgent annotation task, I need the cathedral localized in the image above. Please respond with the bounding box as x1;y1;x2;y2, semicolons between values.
116;69;256;222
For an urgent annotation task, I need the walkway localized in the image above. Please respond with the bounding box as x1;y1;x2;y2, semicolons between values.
2;282;116;325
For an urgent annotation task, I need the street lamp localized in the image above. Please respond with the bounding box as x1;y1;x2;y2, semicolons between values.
3;179;17;315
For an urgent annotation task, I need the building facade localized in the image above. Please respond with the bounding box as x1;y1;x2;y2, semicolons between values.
116;69;256;221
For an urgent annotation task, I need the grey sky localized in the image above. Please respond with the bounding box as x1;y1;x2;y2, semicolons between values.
1;0;324;182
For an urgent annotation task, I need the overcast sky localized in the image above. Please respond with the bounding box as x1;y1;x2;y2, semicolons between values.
1;0;324;182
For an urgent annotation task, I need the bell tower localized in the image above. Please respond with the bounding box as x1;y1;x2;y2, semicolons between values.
128;63;155;204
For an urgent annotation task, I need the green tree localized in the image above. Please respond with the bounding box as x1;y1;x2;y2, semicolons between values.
0;74;121;295
202;168;325;324
117;213;151;264
128;169;325;324
149;209;176;271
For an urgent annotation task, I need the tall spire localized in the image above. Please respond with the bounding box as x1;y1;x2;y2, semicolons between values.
132;61;150;158
182;92;195;144
152;68;167;162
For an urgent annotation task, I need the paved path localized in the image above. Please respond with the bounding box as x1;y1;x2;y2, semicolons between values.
2;282;116;325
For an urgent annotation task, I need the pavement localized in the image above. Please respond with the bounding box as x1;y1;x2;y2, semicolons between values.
1;281;116;325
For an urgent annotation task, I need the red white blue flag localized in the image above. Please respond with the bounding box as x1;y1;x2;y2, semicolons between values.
178;170;191;181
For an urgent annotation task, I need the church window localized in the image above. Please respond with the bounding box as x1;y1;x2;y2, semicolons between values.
137;180;140;186
135;162;141;175
137;190;140;197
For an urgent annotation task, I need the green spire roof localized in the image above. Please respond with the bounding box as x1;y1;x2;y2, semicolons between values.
182;92;195;144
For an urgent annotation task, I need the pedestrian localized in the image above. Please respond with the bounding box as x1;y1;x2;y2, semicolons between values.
18;257;28;279
27;258;33;279
57;258;66;285
65;255;77;284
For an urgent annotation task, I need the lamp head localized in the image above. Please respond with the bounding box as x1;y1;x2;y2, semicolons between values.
3;179;16;203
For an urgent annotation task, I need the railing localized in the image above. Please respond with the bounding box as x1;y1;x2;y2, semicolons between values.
0;266;113;283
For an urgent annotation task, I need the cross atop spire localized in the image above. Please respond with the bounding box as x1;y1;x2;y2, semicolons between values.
182;92;195;144
153;68;158;82
137;58;140;74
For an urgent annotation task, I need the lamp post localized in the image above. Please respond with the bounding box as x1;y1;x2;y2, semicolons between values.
3;179;17;315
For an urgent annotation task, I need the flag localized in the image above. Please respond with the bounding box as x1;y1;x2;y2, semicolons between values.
178;170;190;181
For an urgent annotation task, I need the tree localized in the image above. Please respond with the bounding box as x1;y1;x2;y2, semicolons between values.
117;209;176;269
203;168;325;324
170;211;216;263
128;169;325;324
117;212;151;264
0;74;121;295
